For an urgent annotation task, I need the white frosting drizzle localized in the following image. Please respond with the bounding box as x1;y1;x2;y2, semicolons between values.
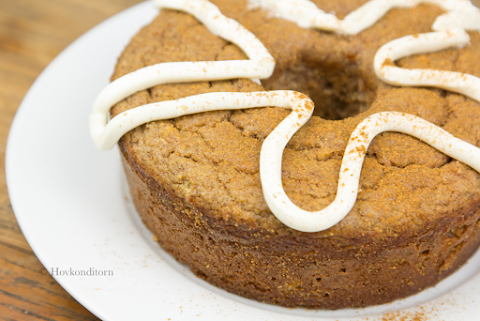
375;16;480;100
92;89;480;232
248;0;478;35
263;111;480;232
250;0;480;100
93;91;312;151
90;0;274;150
90;0;480;232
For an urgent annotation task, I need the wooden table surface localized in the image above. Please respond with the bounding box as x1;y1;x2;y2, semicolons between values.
2;0;480;320
0;0;142;320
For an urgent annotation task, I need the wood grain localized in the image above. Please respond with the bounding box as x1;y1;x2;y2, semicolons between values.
0;0;142;320
1;0;480;320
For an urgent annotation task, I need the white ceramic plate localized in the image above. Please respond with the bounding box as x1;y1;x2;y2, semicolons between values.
6;2;480;320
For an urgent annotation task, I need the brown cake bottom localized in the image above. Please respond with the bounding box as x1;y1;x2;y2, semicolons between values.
120;142;480;309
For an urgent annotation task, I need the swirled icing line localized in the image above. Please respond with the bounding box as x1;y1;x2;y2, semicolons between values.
262;111;480;232
250;0;480;99
92;90;480;232
90;0;274;150
94;91;313;151
248;0;479;35
375;20;480;101
90;0;480;232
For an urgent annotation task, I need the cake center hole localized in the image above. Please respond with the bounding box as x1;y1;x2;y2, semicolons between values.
262;59;376;120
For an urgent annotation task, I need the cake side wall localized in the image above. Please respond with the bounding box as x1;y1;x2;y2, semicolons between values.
119;141;480;309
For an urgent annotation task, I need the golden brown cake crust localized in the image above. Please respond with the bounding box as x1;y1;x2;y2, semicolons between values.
121;144;480;308
112;0;480;308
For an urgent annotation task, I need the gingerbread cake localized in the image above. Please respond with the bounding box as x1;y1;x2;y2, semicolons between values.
90;0;480;309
